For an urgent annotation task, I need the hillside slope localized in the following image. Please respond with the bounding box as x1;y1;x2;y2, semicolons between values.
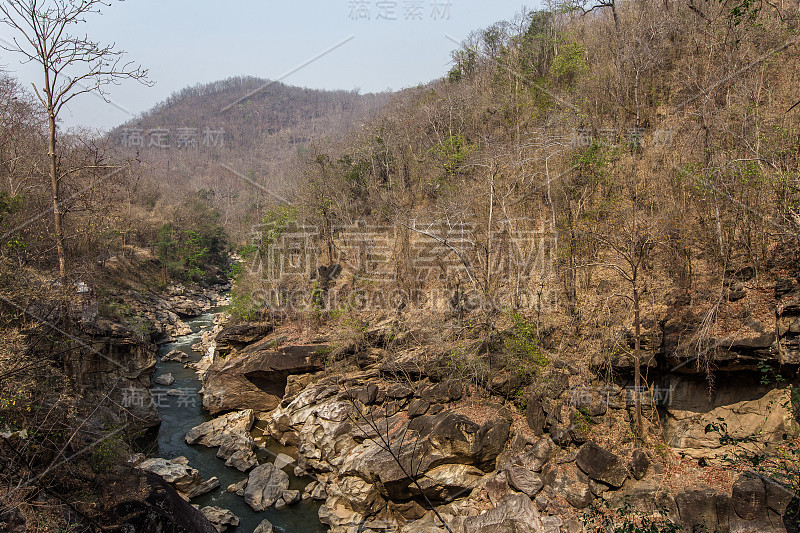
109;77;391;239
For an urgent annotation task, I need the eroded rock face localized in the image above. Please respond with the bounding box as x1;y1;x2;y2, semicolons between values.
675;486;731;532
663;374;796;460
201;343;325;414
336;410;510;501
76;318;160;436
776;286;800;365
265;377;513;530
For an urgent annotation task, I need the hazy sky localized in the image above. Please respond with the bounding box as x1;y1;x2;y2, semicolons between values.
0;1;536;132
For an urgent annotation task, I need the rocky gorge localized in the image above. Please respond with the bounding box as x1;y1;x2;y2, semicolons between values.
154;277;800;533
66;274;800;533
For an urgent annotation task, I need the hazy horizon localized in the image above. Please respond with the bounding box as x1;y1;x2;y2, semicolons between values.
0;0;534;132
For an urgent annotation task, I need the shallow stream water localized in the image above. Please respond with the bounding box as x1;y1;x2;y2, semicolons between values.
151;310;327;533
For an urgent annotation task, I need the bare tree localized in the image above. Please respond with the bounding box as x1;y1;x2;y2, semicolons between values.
0;0;150;280
586;168;661;440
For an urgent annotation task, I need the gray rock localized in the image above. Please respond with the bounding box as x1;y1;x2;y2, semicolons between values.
310;482;328;500
418;382;463;404
137;457;219;499
253;519;274;533
162;349;187;362
506;466;544;497
534;492;549;511
202;343;325;414
348;384;379;405
453;493;543;533
244;463;290;511
186;410;257;471
675;486;730;532
542;462;594;509
588;479;610;497
541;515;563;533
764;478;794;515
731;475;767;521
184;477;221;500
226;479;247;496
511;437;557;472
197;506;239;532
281;489;301;505
407;398;430;418
630;449;650;480
274;452;295;470
224;448;258;472
153;373;175;386
575;441;628;488
412;463;485;502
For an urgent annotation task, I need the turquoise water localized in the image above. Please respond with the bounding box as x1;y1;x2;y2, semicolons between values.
152;312;327;533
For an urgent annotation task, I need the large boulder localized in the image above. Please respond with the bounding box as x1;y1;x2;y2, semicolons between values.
506;466;544;497
244;463;290;511
341;410;510;500
412;464;486;502
185;410;257;471
542;462;594;509
137;457;219;499
196;506;239;532
509;437;558;472
674;486;730;532
575;441;629;488
728;474;786;532
451;493;544;533
213;324;272;357
605;478;677;516
417;382;464;404
731;475;767;522
202;344;326;414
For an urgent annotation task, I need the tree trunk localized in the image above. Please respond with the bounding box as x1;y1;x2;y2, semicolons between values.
633;280;644;440
48;111;66;281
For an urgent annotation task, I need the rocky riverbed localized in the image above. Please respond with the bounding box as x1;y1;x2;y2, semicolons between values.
94;278;799;532
130;297;326;533
180;305;800;533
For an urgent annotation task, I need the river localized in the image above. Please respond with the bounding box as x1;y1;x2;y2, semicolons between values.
150;309;327;533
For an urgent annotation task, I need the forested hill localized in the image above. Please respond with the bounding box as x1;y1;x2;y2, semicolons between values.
107;77;392;240
111;76;390;151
